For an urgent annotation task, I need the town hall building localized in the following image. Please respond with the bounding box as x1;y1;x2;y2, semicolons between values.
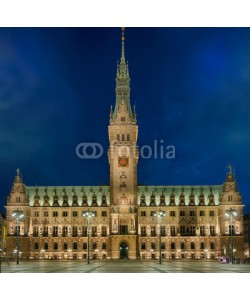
5;29;244;261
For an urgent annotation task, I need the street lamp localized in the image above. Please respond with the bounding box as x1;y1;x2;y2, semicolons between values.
12;210;24;265
154;210;166;264
225;209;237;264
83;211;95;264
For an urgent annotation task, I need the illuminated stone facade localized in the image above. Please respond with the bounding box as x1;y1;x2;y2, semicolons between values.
5;29;244;261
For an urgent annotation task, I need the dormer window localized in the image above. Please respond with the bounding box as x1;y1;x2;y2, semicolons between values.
121;117;125;122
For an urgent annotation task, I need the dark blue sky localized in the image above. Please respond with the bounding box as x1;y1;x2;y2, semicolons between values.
0;27;249;214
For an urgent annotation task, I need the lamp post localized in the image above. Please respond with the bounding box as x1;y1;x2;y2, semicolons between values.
225;209;237;264
12;210;24;265
154;211;166;264
83;211;95;264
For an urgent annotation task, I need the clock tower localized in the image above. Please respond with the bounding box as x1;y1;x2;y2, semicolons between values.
108;28;139;258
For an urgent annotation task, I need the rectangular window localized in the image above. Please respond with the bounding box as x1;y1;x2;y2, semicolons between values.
151;226;156;236
141;211;146;217
34;242;39;250
200;226;205;236
53;242;58;250
170;226;176;236
44;242;48;250
53;226;58;237
209;211;215;217
127;134;130;141
43;226;48;237
62;211;68;217
229;225;234;235
150;211;156;217
190;225;196;236
181;242;185;250
33;226;39;237
72;211;78;217
122;134;125;141
92;211;97;217
160;226;166;236
199;211;205;217
190;211;195;217
92;226;97;236
180;226;185;235
73;242;78;250
102;211;107;217
210;225;215;236
53;211;58;217
43;211;49;217
141;226;146;236
170;211;175;217
63;242;68;250
72;226;78;237
180;211;185;217
63;226;68;236
82;226;87;236
117;134;120;141
101;226;107;236
34;211;39;217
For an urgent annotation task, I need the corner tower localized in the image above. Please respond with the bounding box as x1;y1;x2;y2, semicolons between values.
108;28;138;259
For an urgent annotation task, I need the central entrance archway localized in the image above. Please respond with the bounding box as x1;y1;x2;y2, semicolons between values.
120;242;128;259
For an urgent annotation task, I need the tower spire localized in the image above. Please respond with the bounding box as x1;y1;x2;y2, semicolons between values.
112;27;135;123
121;27;125;62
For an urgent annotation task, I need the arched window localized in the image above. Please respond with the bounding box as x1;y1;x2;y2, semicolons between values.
161;242;166;250
191;242;195;250
102;242;107;250
171;242;175;250
210;242;215;250
200;242;205;250
141;242;146;250
83;242;87;250
92;242;97;250
151;242;156;250
181;242;185;250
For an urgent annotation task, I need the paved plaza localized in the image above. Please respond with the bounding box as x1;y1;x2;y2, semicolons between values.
1;260;250;273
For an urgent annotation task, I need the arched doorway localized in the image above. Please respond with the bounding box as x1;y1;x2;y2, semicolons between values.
120;242;128;259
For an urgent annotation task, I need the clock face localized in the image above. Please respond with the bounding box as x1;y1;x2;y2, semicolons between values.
118;156;129;167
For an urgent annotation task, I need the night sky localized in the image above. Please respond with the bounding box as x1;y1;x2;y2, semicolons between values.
0;27;249;214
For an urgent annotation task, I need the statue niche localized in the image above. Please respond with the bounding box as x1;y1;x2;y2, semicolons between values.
120;172;127;191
